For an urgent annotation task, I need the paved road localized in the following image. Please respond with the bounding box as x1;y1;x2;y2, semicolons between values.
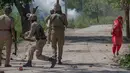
0;25;129;73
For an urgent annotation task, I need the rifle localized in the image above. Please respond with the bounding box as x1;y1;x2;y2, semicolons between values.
13;30;18;55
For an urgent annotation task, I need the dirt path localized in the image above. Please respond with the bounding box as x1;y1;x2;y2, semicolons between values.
0;25;130;73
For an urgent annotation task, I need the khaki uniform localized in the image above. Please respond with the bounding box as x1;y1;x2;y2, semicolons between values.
25;22;50;61
46;15;52;44
23;14;56;68
0;14;14;66
46;10;54;44
49;13;68;60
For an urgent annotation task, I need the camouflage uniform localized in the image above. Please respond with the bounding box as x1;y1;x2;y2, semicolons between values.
49;3;68;64
23;14;56;68
0;5;15;67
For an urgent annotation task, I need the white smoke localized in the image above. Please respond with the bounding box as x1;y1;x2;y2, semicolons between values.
32;0;80;20
67;9;80;20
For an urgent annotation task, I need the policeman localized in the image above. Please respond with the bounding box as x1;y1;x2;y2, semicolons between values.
22;14;56;68
0;5;15;67
49;2;68;64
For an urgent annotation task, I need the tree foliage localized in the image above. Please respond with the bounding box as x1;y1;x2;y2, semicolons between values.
0;0;32;6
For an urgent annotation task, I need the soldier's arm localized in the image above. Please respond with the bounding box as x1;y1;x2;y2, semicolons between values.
23;23;36;42
25;23;37;39
63;14;68;27
45;15;51;23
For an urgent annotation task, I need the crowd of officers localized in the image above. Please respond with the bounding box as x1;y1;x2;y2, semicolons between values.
0;2;68;69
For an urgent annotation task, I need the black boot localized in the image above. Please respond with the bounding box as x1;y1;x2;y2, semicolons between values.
58;60;62;65
23;60;32;67
49;58;57;68
116;52;119;56
0;71;4;73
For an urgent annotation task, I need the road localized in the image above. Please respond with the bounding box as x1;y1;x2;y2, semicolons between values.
0;25;130;73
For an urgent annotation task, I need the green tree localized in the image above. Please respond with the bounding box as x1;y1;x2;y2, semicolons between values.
121;0;130;38
100;0;130;38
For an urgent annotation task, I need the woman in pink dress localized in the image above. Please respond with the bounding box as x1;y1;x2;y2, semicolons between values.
111;16;123;57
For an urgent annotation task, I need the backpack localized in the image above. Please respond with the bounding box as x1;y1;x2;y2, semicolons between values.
34;24;46;40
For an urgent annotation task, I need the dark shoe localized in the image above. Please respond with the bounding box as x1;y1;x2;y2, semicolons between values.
23;61;32;67
49;58;57;68
58;60;63;65
116;52;119;56
0;71;4;73
23;63;32;67
5;64;12;67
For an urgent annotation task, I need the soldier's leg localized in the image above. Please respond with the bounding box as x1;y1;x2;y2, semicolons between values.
35;39;57;68
0;41;4;66
51;34;57;59
36;40;49;61
28;46;36;60
47;29;51;44
5;39;12;67
57;32;64;64
23;45;36;67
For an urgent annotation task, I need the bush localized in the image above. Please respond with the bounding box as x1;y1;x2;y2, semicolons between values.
119;54;130;69
99;16;115;24
11;12;23;43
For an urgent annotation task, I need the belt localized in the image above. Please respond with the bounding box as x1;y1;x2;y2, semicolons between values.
36;37;46;40
0;29;10;31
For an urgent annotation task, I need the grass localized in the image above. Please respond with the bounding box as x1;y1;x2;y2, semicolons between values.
119;54;130;69
119;45;130;69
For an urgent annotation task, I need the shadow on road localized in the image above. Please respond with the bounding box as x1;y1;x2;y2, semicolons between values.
65;36;130;44
62;63;105;67
39;70;129;73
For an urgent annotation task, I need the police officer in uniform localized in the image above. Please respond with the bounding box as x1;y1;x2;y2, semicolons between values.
48;2;68;64
22;14;56;68
0;5;15;67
